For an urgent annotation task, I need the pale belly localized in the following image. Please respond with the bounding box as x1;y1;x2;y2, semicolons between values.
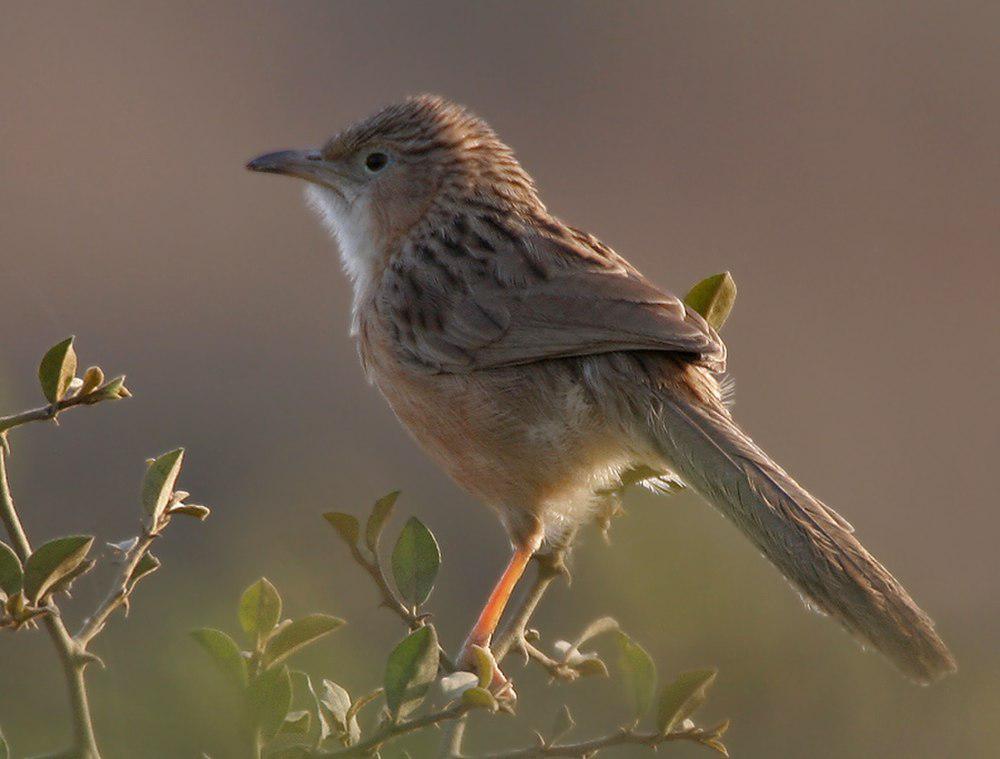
365;348;645;544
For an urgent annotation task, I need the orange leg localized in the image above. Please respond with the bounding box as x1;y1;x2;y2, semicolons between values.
460;534;541;667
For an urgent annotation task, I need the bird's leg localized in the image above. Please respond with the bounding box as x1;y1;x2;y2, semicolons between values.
458;532;542;686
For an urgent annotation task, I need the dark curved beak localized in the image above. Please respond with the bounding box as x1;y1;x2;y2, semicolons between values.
246;149;330;184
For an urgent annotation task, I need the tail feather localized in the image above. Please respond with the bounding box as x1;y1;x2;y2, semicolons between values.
654;392;956;683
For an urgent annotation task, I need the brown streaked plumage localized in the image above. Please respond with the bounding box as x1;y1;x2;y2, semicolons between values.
248;95;956;684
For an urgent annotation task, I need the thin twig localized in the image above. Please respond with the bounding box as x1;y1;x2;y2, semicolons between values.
0;446;101;758
0;385;123;435
75;529;158;646
476;725;723;758
346;539;458;673
519;640;579;682
314;703;473;757
439;714;468;758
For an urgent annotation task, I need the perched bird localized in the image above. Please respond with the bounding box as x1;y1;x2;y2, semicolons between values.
248;95;955;684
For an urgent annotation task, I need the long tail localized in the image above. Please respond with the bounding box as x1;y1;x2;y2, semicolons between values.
652;390;956;683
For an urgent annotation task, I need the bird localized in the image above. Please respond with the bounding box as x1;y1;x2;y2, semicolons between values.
247;94;955;685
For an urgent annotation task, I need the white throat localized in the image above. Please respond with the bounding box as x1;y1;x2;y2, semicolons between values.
304;184;378;334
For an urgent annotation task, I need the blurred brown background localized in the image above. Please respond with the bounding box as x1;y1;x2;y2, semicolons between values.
2;2;997;757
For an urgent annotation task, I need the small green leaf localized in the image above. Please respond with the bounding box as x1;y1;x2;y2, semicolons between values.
289;671;332;746
683;272;737;330
391;517;441;607
319;679;351;727
38;336;77;403
168;503;211;520
23;535;93;603
142;448;185;527
0;728;8;759
191;628;248;687
0;542;23;596
551;704;575;743
616;631;657;720
468;644;495;688
240;577;283;643
319;679;361;746
249;664;293;741
365;490;400;552
461;686;498;712
94;375;129;401
655;668;717;735
263;614;344;669
322;512;360;549
384;625;439;720
573;657;610;678
126;552;160;591
278;710;311;735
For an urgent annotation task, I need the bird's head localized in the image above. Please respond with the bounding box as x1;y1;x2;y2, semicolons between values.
247;95;539;288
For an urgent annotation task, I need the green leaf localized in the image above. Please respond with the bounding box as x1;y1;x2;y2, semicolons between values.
468;644;495;688
278;710;311;735
683;272;737;330
0;542;23;596
461;686;498;712
365;490;400;553
38;336;77;403
94;374;129;401
23;535;93;603
391;517;441;607
319;679;361;746
141;448;184;527
249;664;293;741
322;512;359;549
655;668;717;734
574;657;610;678
384;625;439;720
263;614;344;669
126;552;160;591
240;578;282;643
191;628;248;687
168;503;211;520
288;671;332;746
0;729;8;759
616;631;656;720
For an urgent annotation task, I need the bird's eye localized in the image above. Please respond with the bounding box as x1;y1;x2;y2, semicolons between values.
364;152;389;172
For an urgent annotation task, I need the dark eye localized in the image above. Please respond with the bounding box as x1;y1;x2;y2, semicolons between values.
365;152;389;172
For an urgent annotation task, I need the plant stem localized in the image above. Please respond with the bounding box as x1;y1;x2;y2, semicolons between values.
316;703;472;757
439;714;468;758
0;385;123;436
477;725;721;758
346;539;457;673
75;529;158;645
0;447;101;758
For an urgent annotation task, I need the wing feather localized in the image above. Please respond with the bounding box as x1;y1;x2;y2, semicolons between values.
379;218;726;374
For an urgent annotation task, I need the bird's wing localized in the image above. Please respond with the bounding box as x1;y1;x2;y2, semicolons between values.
379;219;726;374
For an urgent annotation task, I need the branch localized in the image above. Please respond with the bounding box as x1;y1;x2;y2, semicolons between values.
75;529;158;647
477;725;726;758
314;703;473;757
0;446;101;758
345;538;457;673
0;380;128;436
